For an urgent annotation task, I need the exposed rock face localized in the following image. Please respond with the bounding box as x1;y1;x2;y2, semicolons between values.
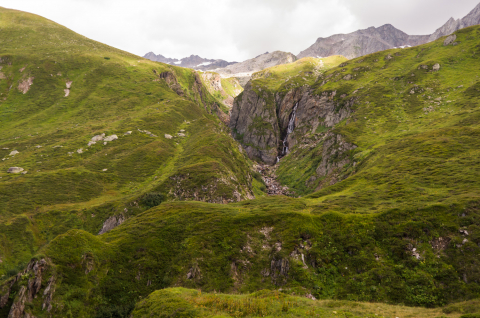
298;24;429;60
315;133;357;190
270;258;289;285
428;3;480;42
215;51;297;86
98;215;125;234
230;82;280;165
143;52;236;71
231;83;354;165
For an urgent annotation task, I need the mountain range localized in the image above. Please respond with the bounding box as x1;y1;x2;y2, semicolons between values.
145;2;480;79
142;52;236;71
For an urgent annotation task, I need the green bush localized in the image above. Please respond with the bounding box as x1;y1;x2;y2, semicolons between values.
141;192;165;208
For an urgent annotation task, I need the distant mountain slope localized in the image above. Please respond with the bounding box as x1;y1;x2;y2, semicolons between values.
143;52;236;71
428;2;480;41
299;2;480;59
214;51;297;86
297;24;429;60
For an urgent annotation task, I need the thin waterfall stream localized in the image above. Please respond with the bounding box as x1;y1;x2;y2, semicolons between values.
277;102;298;163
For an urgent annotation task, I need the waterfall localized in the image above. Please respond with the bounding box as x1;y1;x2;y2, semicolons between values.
278;102;298;162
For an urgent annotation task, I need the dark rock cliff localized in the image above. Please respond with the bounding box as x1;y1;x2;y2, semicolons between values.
230;81;354;167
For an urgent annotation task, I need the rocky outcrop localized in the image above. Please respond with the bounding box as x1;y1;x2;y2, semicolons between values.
159;71;184;96
0;258;55;317
98;215;125;234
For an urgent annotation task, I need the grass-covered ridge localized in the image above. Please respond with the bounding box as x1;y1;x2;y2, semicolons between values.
0;7;254;278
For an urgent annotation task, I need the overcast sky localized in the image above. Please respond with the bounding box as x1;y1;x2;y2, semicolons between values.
2;0;480;61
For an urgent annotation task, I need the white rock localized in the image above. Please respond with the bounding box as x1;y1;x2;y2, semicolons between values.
66;81;73;89
77;148;83;154
8;167;24;173
91;134;105;142
87;141;96;147
21;171;28;175
68;152;74;156
124;131;132;135
177;133;186;137
433;63;441;71
180;129;185;132
103;142;107;145
104;135;118;142
165;134;173;139
102;168;108;172
34;145;42;148
9;150;19;156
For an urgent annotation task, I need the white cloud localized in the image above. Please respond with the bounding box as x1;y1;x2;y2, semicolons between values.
2;0;479;61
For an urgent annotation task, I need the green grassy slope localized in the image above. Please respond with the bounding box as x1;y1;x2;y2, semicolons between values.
5;198;480;317
0;7;254;277
277;26;480;208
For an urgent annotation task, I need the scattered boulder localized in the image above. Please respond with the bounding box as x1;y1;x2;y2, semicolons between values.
124;131;132;135
66;81;73;89
87;141;96;146
64;89;70;97
9;150;19;156
433;63;441;71
343;74;352;81
18;77;34;94
165;134;173;139
102;169;108;172
77;148;83;154
104;135;118;142
444;34;457;46
7;167;24;173
177;133;186;137
91;134;105;142
34;145;42;148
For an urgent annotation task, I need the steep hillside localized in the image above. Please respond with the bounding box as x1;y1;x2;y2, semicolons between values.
0;6;257;284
